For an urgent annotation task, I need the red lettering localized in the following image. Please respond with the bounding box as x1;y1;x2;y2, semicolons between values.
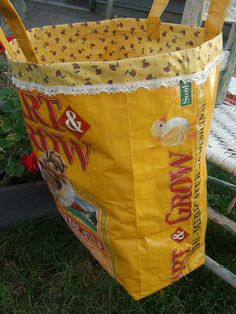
165;191;192;224
19;90;50;127
25;122;44;151
172;247;190;281
165;209;191;224
39;95;64;131
24;123;91;171
171;192;192;210
37;127;60;152
169;152;193;168
169;152;192;179
53;134;91;170
170;177;192;193
166;152;193;225
20;91;92;171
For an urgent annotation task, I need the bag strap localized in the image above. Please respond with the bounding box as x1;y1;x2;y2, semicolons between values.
148;0;231;39
147;0;169;38
0;0;39;63
0;27;15;59
205;0;231;39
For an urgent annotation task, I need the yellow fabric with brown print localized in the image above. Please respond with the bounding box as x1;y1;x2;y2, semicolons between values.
9;19;221;86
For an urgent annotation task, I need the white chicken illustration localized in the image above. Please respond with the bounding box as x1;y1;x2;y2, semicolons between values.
151;117;195;147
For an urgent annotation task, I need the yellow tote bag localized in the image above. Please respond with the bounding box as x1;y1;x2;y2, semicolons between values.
0;0;230;300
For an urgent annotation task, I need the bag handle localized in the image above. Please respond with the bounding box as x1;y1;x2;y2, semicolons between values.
0;0;39;63
205;0;231;39
0;27;16;59
148;0;231;39
147;0;169;38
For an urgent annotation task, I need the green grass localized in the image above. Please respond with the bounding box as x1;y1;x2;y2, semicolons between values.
0;165;235;314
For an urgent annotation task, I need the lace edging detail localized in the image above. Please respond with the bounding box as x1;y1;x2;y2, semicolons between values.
12;54;222;96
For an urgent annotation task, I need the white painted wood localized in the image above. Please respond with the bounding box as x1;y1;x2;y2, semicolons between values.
205;256;236;289
216;23;236;105
208;207;236;234
226;196;236;213
181;0;206;26
29;0;90;12
105;0;114;19
208;176;236;193
202;0;236;22
226;22;236;50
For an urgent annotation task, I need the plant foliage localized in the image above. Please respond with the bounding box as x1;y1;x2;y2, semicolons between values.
0;87;31;177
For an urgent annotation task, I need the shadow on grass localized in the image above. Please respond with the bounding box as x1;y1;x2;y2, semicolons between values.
0;212;235;314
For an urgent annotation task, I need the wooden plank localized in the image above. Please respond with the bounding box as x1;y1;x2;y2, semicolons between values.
205;255;236;289
208;176;236;194
97;0;185;14
0;181;58;229
29;0;90;12
226;196;236;214
216;23;236;105
226;22;236;51
208;207;236;234
105;0;114;18
202;0;236;22
181;0;206;26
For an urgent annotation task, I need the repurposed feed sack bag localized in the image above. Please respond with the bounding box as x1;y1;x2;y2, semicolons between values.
0;0;231;299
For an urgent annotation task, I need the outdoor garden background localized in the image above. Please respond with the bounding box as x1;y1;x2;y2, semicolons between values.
0;1;235;313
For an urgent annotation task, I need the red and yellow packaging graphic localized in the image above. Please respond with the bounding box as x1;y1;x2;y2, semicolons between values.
17;66;219;299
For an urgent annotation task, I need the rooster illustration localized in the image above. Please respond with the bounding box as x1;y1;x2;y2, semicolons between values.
151;117;196;147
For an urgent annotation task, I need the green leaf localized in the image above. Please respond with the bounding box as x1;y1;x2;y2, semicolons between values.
0;87;31;178
5;157;25;177
0;88;15;101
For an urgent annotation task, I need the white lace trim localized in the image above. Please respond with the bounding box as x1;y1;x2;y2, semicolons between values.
12;54;222;95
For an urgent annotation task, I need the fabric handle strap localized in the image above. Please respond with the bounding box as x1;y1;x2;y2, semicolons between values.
0;0;39;63
147;0;169;38
148;0;231;39
0;27;15;59
205;0;232;39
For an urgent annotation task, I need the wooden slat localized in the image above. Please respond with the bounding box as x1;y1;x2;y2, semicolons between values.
208;207;236;234
205;256;236;288
220;51;230;71
181;0;205;26
202;0;236;22
208;176;236;194
226;22;236;51
29;0;90;12
105;0;114;18
216;23;236;105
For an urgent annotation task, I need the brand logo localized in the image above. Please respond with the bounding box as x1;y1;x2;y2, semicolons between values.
171;227;189;243
60;106;91;140
19;91;91;171
180;81;192;106
171;247;190;281
165;152;193;225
